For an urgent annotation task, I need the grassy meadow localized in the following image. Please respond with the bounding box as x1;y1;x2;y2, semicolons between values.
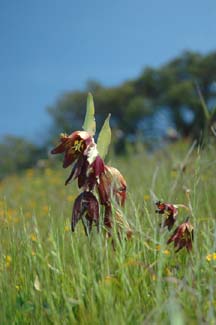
0;140;216;324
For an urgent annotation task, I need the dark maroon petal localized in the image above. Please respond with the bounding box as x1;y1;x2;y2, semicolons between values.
75;156;104;190
163;215;176;231
65;163;77;186
167;227;178;244
104;204;112;229
88;194;100;222
51;143;66;154
186;239;193;251
63;151;78;168
175;244;184;253
97;174;109;205
85;194;100;233
77;158;89;188
65;156;87;188
91;156;105;177
71;194;84;232
71;192;99;234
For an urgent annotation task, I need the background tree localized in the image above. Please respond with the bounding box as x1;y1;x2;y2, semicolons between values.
48;50;216;148
0;136;45;178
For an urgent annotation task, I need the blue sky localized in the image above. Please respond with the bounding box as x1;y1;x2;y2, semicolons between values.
0;0;215;142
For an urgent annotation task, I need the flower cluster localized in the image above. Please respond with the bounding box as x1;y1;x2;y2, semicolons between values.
51;94;132;238
155;200;194;253
206;253;216;262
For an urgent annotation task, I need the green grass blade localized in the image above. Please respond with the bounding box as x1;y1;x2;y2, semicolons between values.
195;83;210;120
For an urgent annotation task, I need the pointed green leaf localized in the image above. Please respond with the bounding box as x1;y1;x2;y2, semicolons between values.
82;92;96;135
97;114;111;159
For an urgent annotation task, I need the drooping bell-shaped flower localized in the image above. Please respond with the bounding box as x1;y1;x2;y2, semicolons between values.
167;219;194;252
97;165;129;237
155;201;178;230
51;131;93;168
97;166;127;207
71;191;100;235
65;143;105;190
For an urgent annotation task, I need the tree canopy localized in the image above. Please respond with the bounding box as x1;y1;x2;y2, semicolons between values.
0;136;45;179
48;51;216;147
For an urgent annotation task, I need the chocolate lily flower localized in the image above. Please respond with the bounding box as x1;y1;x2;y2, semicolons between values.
97;166;130;237
65;150;105;190
51;131;93;168
167;219;194;252
155;201;178;230
98;166;127;207
71;191;99;235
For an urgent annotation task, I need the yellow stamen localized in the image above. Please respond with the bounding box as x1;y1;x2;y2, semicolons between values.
72;139;84;152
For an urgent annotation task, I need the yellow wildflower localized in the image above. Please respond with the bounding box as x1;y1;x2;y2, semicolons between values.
206;254;212;262
171;170;177;178
156;244;161;251
104;276;119;285
30;233;37;242
143;194;150;201
163;249;170;256
123;258;140;267
6;255;12;268
165;268;172;276
6;255;12;263
64;225;70;232
42;205;49;214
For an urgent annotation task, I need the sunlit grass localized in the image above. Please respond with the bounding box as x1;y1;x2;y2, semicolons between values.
0;140;216;324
